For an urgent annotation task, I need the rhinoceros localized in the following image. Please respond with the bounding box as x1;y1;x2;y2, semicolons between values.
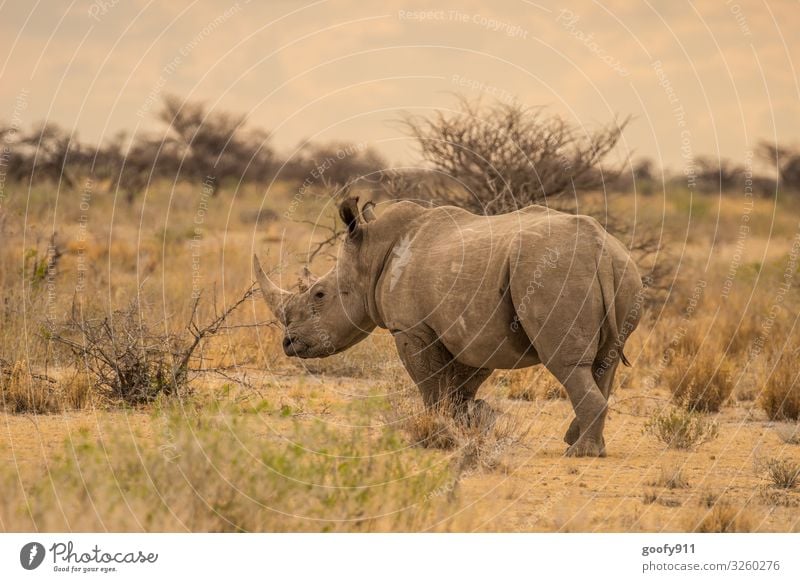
254;197;642;457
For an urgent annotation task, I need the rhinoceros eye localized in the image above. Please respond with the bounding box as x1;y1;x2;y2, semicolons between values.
314;290;326;300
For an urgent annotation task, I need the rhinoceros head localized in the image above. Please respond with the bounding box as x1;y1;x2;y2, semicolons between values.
253;197;378;358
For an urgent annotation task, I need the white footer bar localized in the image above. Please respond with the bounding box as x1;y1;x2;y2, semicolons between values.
1;533;795;581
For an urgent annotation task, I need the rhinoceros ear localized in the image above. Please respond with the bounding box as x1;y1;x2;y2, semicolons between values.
338;197;361;239
361;201;376;223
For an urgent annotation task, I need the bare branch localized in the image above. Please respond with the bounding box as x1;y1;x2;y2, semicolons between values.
48;284;259;405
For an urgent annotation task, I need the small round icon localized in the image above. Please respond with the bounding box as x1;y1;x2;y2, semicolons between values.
20;542;46;570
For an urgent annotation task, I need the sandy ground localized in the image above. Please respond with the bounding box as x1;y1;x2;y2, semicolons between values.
461;398;798;532
3;373;798;532
1;411;151;476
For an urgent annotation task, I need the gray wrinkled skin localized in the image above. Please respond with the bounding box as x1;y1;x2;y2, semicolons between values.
254;198;643;457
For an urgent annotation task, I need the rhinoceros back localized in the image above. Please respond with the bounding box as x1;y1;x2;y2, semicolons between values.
375;204;640;371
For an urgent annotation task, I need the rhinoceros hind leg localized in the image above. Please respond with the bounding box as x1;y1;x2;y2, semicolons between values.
563;358;620;446
593;358;620;400
547;364;607;458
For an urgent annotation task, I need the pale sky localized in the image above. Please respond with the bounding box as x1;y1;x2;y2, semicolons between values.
1;0;797;171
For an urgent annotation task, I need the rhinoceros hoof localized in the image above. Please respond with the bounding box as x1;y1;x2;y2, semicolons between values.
565;439;606;458
564;418;580;445
461;399;497;431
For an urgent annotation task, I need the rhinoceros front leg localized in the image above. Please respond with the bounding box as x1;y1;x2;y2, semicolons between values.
392;328;492;423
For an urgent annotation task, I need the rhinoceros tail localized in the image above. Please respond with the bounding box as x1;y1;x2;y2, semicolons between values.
596;246;618;359
595;240;638;369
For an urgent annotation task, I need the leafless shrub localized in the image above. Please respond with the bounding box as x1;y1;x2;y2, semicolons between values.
52;300;181;404
400;97;629;215
50;287;255;405
643;407;719;450
372;168;433;202
297;212;347;264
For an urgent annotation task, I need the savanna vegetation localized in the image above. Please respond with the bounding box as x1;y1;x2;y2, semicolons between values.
1;96;799;532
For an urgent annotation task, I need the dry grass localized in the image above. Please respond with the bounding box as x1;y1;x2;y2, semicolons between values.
302;332;402;380
506;378;537;401
665;346;736;412
775;423;800;445
543;384;568;400
763;458;800;489
395;405;460;450
720;311;764;357
497;368;566;401
759;489;800;508
60;373;93;410
0;400;469;532
699;490;723;508
649;464;690;489
385;391;530;472
760;350;800;421
642;490;659;505
643;407;719;450
0;360;61;414
641;490;682;507
692;502;754;533
0;360;91;414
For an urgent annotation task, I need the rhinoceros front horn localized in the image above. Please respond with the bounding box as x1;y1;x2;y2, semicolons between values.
253;254;291;315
